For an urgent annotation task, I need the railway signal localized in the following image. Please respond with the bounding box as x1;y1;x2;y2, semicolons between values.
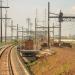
48;2;75;47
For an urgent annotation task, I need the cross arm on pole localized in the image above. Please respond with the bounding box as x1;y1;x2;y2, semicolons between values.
0;18;11;19
62;16;75;22
12;28;17;30
0;6;10;8
49;16;75;22
49;16;58;18
37;20;45;23
63;16;75;18
18;31;26;32
36;26;59;28
8;25;16;27
50;13;58;16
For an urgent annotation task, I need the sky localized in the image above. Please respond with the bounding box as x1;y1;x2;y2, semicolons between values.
1;0;75;37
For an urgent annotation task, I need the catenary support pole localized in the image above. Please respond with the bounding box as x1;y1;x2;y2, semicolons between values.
48;2;50;48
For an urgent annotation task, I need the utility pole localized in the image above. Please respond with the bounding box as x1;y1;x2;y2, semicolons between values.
0;0;2;43
59;10;63;45
35;8;38;49
22;26;23;41
59;21;61;45
5;9;7;43
30;22;33;38
53;23;54;43
17;24;18;40
43;8;47;40
11;20;13;41
35;18;37;49
45;8;47;37
45;8;46;25
48;2;50;48
26;18;30;39
0;0;10;43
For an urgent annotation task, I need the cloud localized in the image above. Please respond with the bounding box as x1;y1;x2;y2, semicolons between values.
66;6;75;15
72;6;75;11
70;6;75;14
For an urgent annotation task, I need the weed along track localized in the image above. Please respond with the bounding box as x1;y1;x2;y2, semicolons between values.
30;47;75;75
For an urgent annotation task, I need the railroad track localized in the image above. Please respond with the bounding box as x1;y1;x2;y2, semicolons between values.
0;45;11;57
0;45;14;75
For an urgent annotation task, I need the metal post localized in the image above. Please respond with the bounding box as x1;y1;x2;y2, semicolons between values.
17;24;18;40
53;23;54;44
30;23;32;38
5;9;7;43
45;8;47;36
59;21;61;45
48;2;50;48
0;0;10;43
11;20;13;41
27;18;30;39
59;10;63;45
45;8;46;26
0;0;2;43
22;26;23;41
35;18;37;49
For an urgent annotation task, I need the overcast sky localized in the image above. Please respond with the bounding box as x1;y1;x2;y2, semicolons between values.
2;0;75;36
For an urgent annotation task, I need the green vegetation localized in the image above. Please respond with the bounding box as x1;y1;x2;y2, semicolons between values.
0;40;18;47
0;42;5;47
55;63;70;75
17;49;34;75
27;61;37;66
11;40;18;45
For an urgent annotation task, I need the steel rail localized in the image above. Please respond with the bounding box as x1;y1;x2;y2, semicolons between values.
8;46;15;75
0;45;15;75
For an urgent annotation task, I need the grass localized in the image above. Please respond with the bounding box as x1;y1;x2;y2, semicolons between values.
55;63;70;75
27;61;37;66
0;39;19;50
17;49;34;75
0;42;5;47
